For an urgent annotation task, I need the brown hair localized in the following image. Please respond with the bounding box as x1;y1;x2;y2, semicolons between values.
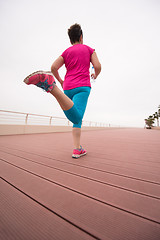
68;23;83;44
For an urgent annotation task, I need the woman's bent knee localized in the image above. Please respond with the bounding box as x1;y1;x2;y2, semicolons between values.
63;104;82;125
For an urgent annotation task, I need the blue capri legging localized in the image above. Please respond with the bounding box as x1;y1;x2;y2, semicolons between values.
63;87;91;128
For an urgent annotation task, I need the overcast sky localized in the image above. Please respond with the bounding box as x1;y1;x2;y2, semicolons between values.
0;0;160;127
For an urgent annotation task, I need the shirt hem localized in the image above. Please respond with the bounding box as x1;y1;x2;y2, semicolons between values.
63;85;91;91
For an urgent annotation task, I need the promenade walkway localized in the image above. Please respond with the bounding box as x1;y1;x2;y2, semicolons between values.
0;128;160;240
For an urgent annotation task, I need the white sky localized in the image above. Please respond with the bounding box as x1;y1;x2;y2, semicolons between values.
0;0;160;127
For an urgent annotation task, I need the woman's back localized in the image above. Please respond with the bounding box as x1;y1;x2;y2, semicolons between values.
62;44;94;90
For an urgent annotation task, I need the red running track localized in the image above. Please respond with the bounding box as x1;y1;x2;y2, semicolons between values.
0;128;160;240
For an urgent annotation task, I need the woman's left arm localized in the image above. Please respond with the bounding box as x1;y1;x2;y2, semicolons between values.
51;56;64;87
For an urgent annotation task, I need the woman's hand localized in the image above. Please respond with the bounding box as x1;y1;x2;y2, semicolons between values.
91;73;96;80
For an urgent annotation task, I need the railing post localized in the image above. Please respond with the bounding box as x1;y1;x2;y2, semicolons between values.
25;114;28;125
50;117;52;125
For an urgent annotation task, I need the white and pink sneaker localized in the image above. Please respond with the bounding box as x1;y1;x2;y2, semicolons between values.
72;146;87;159
24;70;56;92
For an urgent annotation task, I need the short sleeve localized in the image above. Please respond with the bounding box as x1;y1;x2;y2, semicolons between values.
61;49;66;60
87;46;95;56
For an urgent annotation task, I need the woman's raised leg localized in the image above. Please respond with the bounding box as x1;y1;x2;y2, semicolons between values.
23;71;80;123
50;85;73;111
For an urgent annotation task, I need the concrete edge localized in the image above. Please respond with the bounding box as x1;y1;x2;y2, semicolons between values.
0;124;114;136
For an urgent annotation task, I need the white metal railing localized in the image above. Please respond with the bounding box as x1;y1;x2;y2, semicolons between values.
0;110;117;128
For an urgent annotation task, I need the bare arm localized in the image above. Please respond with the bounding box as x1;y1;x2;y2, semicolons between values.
51;56;64;87
91;51;101;79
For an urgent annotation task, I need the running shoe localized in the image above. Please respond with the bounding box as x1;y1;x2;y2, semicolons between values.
24;71;56;92
72;146;87;158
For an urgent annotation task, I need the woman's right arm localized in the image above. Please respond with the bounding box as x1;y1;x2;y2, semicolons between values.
51;56;64;87
91;51;101;79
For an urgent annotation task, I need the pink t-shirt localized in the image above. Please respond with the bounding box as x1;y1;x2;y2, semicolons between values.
61;44;95;90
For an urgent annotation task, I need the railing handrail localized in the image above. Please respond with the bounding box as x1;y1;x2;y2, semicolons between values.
0;109;119;128
0;109;65;120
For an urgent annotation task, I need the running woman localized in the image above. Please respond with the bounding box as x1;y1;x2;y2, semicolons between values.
24;23;101;158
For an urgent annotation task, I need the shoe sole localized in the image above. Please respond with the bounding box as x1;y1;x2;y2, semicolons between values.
24;70;53;84
72;152;87;159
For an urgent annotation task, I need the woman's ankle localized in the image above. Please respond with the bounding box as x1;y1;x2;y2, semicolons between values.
74;145;81;149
